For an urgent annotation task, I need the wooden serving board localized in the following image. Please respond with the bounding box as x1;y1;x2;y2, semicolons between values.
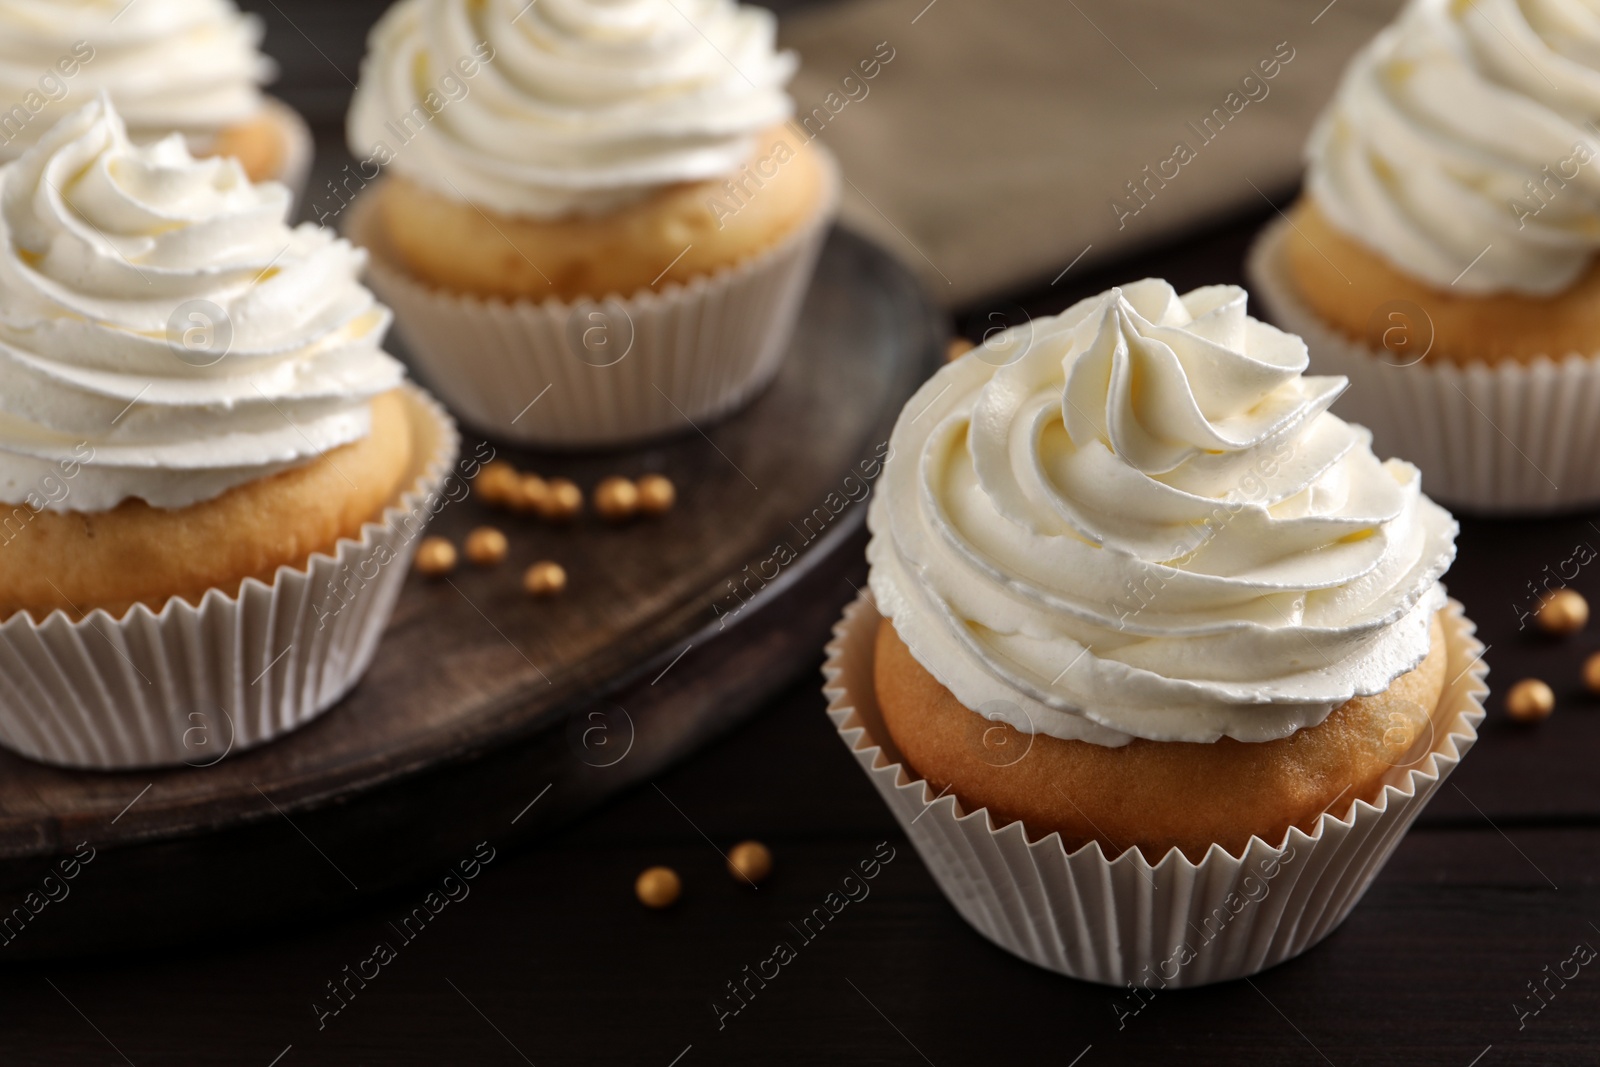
0;229;941;959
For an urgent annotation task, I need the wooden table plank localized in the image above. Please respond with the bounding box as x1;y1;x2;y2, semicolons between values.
0;673;1592;1065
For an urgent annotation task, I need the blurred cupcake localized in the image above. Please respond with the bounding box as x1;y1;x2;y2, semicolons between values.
1249;0;1600;512
345;0;838;447
0;98;457;769
0;0;312;197
826;279;1486;986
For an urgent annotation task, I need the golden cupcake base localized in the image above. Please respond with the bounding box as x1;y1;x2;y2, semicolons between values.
824;594;1487;987
347;150;840;448
0;385;459;769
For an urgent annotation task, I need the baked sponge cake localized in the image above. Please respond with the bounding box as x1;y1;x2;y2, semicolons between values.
0;97;456;769
865;279;1459;861
0;97;415;621
342;0;838;447
875;612;1447;861
0;0;309;185
1249;0;1600;510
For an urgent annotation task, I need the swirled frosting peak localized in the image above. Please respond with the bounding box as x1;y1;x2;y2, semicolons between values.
348;0;797;218
867;280;1457;747
1309;0;1600;295
0;0;272;160
0;96;403;512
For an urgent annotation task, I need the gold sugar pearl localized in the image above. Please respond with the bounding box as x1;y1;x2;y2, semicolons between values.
523;560;567;598
1506;678;1555;723
594;477;639;522
414;536;457;578
1585;652;1600;695
636;474;676;516
947;338;975;363
1537;589;1589;636
727;841;773;885
464;526;508;567
636;866;681;909
540;479;583;522
512;474;550;515
474;461;520;508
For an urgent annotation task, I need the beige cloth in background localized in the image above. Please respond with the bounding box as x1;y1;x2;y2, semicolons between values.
781;0;1400;306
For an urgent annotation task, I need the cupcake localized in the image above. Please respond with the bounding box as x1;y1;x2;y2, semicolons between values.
826;279;1487;986
0;98;458;769
1249;0;1600;512
345;0;839;447
0;0;312;196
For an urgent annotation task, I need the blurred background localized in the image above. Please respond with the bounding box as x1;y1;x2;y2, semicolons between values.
250;0;1404;309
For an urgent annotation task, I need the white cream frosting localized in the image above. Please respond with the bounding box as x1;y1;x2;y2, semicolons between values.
348;0;796;218
0;97;403;513
867;280;1457;747
1308;0;1600;295
0;0;272;161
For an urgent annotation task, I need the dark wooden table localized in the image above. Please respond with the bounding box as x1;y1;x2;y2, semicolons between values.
2;4;1597;1064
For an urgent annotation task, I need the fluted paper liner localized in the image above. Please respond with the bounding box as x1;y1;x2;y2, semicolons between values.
1249;218;1600;514
0;385;460;770
822;594;1486;987
346;152;838;449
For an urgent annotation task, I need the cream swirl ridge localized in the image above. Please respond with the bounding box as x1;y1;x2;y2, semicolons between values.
867;280;1457;747
0;0;272;160
348;0;796;218
1308;0;1600;295
0;96;403;512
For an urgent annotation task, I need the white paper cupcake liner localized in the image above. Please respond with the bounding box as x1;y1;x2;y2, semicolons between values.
823;594;1487;987
1249;218;1600;514
0;384;460;770
347;152;839;449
